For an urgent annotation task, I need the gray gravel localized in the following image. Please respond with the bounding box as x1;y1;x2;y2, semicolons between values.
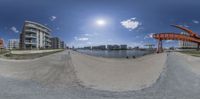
0;51;200;99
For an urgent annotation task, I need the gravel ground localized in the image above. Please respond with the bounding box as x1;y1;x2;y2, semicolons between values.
0;51;200;99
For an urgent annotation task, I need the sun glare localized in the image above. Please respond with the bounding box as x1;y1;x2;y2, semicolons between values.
96;19;106;26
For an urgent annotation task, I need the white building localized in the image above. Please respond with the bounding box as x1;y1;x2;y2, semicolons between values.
20;21;52;50
8;39;19;50
179;32;198;48
51;37;61;49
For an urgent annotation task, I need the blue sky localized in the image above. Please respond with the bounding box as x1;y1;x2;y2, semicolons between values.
0;0;200;48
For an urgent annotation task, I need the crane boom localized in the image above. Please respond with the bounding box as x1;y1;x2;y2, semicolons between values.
171;25;200;38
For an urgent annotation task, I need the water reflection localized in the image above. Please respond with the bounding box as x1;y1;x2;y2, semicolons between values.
76;50;155;58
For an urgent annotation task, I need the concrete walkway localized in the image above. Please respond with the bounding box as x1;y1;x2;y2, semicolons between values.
0;51;200;99
10;49;63;54
71;51;166;91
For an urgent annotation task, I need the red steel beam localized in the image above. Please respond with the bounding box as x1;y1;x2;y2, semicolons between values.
153;33;200;43
152;25;200;53
171;25;200;38
0;38;4;49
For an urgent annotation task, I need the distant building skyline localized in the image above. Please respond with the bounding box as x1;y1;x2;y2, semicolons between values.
80;44;128;50
8;39;19;50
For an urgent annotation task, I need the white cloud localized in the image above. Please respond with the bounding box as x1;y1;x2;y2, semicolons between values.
74;37;89;41
83;33;93;37
50;16;57;21
10;26;19;33
121;18;141;31
179;24;190;28
180;24;189;28
184;24;189;28
193;20;199;24
144;33;154;39
86;42;92;44
126;42;144;48
84;33;90;36
83;33;99;37
165;40;173;43
79;38;89;41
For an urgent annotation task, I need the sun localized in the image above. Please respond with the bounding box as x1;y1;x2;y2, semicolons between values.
96;19;106;26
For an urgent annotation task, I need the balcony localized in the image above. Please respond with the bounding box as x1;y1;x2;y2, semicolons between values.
45;34;51;38
45;44;51;47
25;29;37;33
25;34;37;38
25;40;37;45
25;24;38;29
46;39;51;42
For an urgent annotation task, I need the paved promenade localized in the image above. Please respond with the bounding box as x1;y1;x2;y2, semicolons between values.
0;51;200;99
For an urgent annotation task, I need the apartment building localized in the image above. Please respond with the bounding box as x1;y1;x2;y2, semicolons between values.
107;45;120;50
120;45;127;50
51;37;61;49
8;39;19;50
92;45;106;50
20;21;52;50
179;32;198;48
60;41;65;49
51;37;66;49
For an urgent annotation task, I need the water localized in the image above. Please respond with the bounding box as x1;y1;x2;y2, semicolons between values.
76;49;155;58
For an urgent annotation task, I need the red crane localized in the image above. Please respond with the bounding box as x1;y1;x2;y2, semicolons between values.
152;25;200;53
0;38;4;49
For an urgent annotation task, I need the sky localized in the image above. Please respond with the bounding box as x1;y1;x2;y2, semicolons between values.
0;0;200;48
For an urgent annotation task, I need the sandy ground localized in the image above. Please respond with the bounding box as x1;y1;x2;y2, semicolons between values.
0;51;200;99
71;51;167;91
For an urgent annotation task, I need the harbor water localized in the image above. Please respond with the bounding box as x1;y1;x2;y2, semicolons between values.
76;49;155;58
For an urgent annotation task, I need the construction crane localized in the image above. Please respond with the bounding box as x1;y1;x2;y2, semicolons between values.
152;25;200;53
0;38;4;49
